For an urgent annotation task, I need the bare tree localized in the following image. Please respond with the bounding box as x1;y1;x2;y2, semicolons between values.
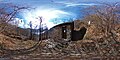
85;2;120;39
0;16;44;57
36;16;43;41
84;2;120;56
0;3;29;33
28;21;33;40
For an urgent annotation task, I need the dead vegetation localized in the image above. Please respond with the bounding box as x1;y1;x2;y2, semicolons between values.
0;2;120;60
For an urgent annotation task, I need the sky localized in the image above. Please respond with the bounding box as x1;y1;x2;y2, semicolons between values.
0;0;120;29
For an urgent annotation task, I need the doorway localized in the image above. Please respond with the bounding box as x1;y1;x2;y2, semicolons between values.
72;27;87;41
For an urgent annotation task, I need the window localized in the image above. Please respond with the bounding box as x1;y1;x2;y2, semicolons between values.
62;26;67;39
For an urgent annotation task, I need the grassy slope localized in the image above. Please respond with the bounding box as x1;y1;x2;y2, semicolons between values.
0;34;36;51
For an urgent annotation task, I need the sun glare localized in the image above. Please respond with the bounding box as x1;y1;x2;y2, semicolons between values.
22;8;70;29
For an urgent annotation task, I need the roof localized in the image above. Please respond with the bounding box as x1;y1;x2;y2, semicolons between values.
49;22;73;31
52;22;73;28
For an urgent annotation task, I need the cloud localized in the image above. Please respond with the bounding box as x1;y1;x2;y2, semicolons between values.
55;0;120;4
21;8;74;29
8;18;25;27
55;1;98;7
66;3;98;7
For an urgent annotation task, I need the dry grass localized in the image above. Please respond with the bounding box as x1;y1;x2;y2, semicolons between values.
0;34;36;50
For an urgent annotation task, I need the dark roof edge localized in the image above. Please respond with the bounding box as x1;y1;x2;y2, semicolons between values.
49;22;73;30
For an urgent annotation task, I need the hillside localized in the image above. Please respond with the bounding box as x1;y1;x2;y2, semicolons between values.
0;20;120;59
0;1;120;59
0;33;37;56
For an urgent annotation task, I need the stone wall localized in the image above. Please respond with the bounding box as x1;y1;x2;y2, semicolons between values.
48;23;72;41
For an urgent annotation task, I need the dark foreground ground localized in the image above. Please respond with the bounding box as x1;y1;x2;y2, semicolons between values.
0;34;120;60
0;40;120;60
1;53;120;60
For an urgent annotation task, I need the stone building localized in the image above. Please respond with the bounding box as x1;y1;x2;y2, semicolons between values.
48;20;87;41
48;22;73;41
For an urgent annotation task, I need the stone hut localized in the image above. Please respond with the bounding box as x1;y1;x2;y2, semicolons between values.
49;22;73;41
48;20;88;41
